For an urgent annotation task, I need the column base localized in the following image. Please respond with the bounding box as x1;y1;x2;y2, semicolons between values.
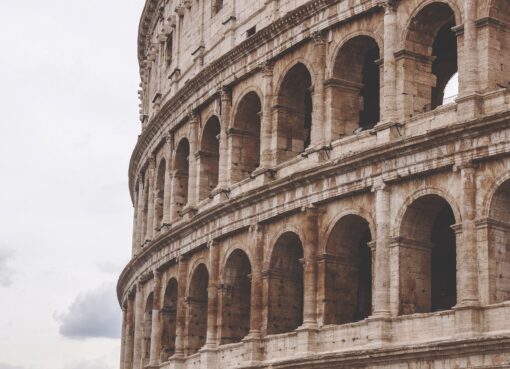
209;186;230;203
251;166;276;183
199;346;218;369
454;304;483;338
366;316;393;347
164;355;185;369
242;332;264;364
180;205;198;220
295;324;319;355
373;120;403;144
456;93;483;121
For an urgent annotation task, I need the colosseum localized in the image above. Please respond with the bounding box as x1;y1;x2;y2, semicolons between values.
118;0;510;368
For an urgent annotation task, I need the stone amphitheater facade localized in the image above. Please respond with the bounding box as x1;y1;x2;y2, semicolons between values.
118;0;510;368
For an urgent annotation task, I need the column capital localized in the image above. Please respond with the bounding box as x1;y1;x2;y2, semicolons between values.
188;110;200;125
371;179;388;193
258;60;274;77
453;161;478;172
379;0;397;13
311;30;326;45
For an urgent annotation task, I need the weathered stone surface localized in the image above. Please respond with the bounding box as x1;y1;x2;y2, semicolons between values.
119;1;510;368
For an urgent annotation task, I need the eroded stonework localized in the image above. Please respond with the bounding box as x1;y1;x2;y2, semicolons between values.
118;0;510;368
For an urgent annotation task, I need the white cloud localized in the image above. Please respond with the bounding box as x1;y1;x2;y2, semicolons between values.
0;364;27;369
56;283;121;340
0;249;14;287
63;358;114;369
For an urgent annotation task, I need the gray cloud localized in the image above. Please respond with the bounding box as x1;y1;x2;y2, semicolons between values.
0;249;14;287
56;283;121;339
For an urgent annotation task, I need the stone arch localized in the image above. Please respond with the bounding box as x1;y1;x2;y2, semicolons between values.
398;194;458;315
143;292;154;365
186;263;209;355
230;90;262;183
172;138;190;217
275;62;313;163
329;34;381;134
266;231;304;335
155;158;166;228
401;1;459;116
485;176;510;303
220;249;252;344
322;214;373;325
160;278;178;360
199;115;221;200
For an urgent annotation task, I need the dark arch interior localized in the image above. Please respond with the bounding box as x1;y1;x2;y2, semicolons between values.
199;116;221;200
161;278;178;360
488;179;510;303
173;139;190;216
187;264;209;355
231;92;262;183
220;250;252;344
399;195;456;315
332;36;380;134
405;3;457;113
267;232;304;335
276;63;313;163
143;293;154;364
324;214;372;324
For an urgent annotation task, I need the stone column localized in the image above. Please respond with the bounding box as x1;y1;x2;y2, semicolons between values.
135;176;145;253
120;305;128;369
205;240;220;348
146;156;157;240
132;190;139;256
381;1;398;123
311;31;326;146
372;181;391;317
457;163;480;306
132;284;144;369
301;206;320;327
123;294;136;369
461;0;478;95
187;113;199;210
174;256;188;358
219;88;231;188
149;271;163;367
243;223;264;363
259;62;274;169
163;134;174;226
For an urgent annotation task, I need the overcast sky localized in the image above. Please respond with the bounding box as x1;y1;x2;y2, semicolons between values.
0;1;143;368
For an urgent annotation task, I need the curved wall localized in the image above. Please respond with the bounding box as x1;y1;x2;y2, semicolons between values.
119;1;510;368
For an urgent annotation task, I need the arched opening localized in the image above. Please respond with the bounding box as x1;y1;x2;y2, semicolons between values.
172;138;190;217
160;278;178;361
187;264;209;355
267;232;304;334
220;249;252;344
275;63;313;163
199;116;221;200
331;36;380;135
231;92;262;183
155;159;166;228
443;72;458;104
323;215;372;325
399;195;457;315
488;179;510;303
143;293;154;366
404;3;457;115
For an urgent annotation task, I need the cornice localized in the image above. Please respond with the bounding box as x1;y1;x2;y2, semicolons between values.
130;0;380;202
118;110;510;302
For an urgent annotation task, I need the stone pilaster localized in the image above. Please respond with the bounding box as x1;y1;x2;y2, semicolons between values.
259;61;274;169
205;240;220;348
381;1;397;123
146;156;157;241
311;31;326;147
218;87;231;188
135;176;145;254
163;134;174;225
301;206;320;327
174;256;188;358
132;284;144;369
149;271;163;367
372;181;391;317
186;113;199;212
132;188;140;256
461;0;478;96
120;305;127;369
123;293;135;369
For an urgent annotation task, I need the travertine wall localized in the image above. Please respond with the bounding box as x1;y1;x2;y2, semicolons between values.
119;0;510;368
